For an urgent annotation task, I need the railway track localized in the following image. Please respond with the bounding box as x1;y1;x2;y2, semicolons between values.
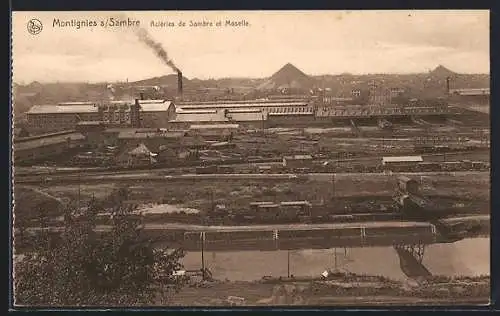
14;149;489;179
14;170;490;185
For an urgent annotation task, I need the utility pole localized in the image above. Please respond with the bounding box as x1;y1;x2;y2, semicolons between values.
78;169;81;209
287;250;290;278
210;190;215;214
331;173;336;202
334;248;338;270
201;232;205;280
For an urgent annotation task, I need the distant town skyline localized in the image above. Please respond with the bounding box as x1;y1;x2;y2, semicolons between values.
12;10;489;83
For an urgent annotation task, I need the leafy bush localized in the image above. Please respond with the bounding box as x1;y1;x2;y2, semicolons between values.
14;188;186;307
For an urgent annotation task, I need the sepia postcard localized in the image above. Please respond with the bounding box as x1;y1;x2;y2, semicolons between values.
11;10;490;308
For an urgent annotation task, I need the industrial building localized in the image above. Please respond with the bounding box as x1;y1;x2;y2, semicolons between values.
26;104;101;134
187;124;239;141
448;88;490;105
14;130;86;164
26;100;176;135
176;100;311;113
170;108;267;129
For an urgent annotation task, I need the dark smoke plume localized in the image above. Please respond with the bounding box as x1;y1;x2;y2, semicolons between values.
135;28;180;73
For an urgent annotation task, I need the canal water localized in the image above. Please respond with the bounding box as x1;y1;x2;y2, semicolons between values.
181;237;489;281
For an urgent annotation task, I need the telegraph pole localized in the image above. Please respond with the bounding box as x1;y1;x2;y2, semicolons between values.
78;169;81;209
287;250;290;278
334;248;338;270
201;232;205;280
331;173;336;202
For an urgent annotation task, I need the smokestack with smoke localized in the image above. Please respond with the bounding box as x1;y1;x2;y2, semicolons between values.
134;27;183;99
177;70;183;97
135;28;180;73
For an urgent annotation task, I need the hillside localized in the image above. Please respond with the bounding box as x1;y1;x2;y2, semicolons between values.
257;63;316;90
13;64;489;113
132;73;190;88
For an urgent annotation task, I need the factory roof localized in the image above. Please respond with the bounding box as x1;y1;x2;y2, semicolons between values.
177;101;309;110
139;100;174;112
175;109;267;123
250;202;275;206
105;127;159;133
284;155;313;160
190;124;240;130
268;111;314;116
15;132;86;151
173;112;225;122
76;121;105;126
226;111;268;121
450;88;490;96
226;108;263;113
258;204;280;209
28;104;98;114
178;99;307;105
16;130;77;142
118;130;184;139
210;141;234;148
382;156;423;164
58;101;96;106
176;109;218;114
280;201;312;207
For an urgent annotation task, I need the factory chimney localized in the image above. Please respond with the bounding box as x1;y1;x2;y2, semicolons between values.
446;76;451;95
177;70;183;98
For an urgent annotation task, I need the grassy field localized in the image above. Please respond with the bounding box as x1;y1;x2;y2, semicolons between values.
164;274;490;306
16;171;490;220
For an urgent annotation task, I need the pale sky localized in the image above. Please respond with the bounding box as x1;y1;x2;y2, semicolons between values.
12;10;489;83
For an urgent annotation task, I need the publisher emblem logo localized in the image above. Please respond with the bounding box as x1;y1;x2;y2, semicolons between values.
27;19;43;35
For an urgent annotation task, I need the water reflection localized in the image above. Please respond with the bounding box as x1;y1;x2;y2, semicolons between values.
181;238;489;281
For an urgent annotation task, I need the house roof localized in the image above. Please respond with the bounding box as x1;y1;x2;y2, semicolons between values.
382;156;423;163
128;143;152;156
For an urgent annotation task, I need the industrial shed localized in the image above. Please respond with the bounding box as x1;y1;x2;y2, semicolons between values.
283;154;313;168
26;104;100;134
187;124;240;141
117;129;185;152
170;108;268;129
382;156;423;170
14;130;86;163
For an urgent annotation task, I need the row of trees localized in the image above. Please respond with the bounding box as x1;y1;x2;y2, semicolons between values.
14;188;186;307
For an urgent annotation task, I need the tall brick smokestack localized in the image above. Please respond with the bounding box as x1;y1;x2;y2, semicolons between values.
177;70;183;97
446;76;451;94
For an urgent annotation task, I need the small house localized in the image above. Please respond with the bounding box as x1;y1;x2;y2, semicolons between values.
127;143;157;167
